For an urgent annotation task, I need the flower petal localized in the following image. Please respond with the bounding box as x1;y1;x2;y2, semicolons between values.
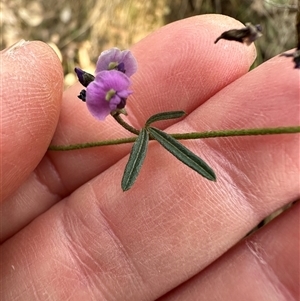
95;48;137;77
86;80;110;120
86;70;132;120
118;50;138;76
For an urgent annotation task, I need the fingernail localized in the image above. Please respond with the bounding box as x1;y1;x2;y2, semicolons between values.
1;40;30;55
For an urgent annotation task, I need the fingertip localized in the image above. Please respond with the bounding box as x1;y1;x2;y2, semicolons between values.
128;14;257;125
202;14;257;65
1;40;64;201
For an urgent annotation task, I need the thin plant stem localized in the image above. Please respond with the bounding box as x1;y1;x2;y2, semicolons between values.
170;126;300;139
48;126;300;151
49;136;136;151
112;113;140;135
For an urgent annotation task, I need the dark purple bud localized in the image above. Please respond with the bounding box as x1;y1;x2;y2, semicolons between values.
77;89;86;101
117;62;126;73
74;68;95;87
117;97;126;109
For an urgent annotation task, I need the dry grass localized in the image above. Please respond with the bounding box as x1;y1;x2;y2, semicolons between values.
1;0;298;86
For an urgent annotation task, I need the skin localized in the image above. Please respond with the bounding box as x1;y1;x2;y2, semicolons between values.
0;14;299;301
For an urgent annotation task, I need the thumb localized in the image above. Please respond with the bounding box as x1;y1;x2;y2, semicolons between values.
0;40;63;201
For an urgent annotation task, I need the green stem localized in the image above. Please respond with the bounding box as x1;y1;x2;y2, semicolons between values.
49;136;136;151
48;126;300;151
171;126;300;140
112;113;140;135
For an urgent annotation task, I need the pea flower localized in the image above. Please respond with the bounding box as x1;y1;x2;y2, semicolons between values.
85;70;132;120
95;47;137;76
75;48;137;120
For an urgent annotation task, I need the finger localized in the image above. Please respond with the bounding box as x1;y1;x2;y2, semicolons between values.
158;202;300;301
1;54;299;300
0;41;63;202
0;15;256;242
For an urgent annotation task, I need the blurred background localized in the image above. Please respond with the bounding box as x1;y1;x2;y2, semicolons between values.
1;0;298;87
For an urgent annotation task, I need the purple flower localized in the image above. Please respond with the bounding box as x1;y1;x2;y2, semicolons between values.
85;70;132;120
95;48;137;77
74;48;137;120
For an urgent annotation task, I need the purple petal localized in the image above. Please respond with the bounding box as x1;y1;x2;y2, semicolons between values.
109;95;122;110
95;48;137;77
85;70;132;120
117;89;132;99
95;48;121;74
85;81;110;120
96;70;131;93
119;50;138;77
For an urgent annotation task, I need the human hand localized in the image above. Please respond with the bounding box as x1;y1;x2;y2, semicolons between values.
1;15;299;300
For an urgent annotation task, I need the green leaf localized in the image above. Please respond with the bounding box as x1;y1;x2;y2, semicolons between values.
148;127;216;181
121;128;149;191
145;111;186;127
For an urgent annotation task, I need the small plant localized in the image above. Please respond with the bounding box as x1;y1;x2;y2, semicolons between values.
49;18;300;191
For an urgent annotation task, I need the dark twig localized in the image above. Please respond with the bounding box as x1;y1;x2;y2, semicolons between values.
280;7;300;68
